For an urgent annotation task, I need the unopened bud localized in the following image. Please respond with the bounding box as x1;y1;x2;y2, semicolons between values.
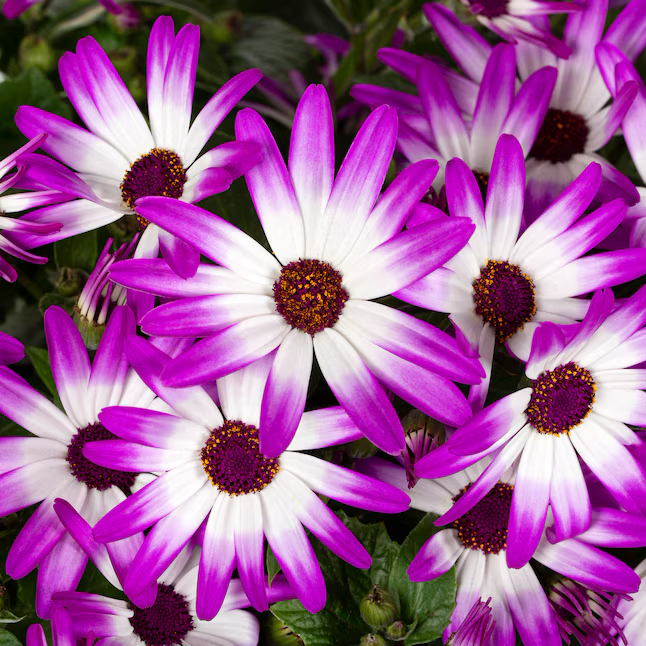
360;585;396;629
359;635;387;646
18;35;55;72
383;620;406;640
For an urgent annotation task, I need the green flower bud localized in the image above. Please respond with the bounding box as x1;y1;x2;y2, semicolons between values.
265;614;303;645
360;585;397;629
359;634;387;646
18;35;56;72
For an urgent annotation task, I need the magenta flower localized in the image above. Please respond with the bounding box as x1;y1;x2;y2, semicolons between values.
0;331;23;366
12;16;262;282
352;38;556;193
88;335;410;619
108;84;482;457
0;305;187;617
394;135;646;410
417;0;646;217
416;287;646;568
357;457;640;646
26;608;93;646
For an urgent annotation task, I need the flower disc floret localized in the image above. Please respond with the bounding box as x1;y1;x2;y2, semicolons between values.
530;109;589;163
467;0;509;17
451;482;513;554
121;148;187;226
273;258;349;336
129;583;194;646
525;362;596;435
472;260;536;343
201;420;279;495
67;422;137;492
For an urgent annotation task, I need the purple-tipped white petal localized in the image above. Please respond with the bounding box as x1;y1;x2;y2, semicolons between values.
408;529;462;581
287;408;363;450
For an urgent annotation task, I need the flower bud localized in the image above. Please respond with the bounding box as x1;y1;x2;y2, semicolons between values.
359;635;387;646
265;614;303;645
383;620;406;640
18;35;55;72
360;585;396;629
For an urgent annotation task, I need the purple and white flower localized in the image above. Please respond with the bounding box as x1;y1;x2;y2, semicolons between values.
0;305;189;617
395;134;646;409
615;558;646;643
351;37;556;194
26;608;92;646
418;0;646;217
88;334;410;619
416;287;646;567
108;83;483;456
12;16;262;282
356;456;640;646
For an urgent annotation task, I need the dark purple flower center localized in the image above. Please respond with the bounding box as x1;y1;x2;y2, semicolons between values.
525;362;596;435
67;422;137;492
472;170;489;202
467;0;508;18
549;579;629;646
451;482;513;554
472;260;536;343
129;583;194;646
201;420;279;495
120;148;187;228
530;109;589;164
273;258;349;336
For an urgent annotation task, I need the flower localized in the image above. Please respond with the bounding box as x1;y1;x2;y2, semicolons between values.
0;305;189;617
0;331;23;366
12;16;262;282
0;134;70;282
89;334;411;619
394;134;646;410
51;499;293;645
447;598;495;646
429;0;578;58
416;287;646;567
108;83;483;456
356;456;640;646
416;0;646;217
351;38;556;193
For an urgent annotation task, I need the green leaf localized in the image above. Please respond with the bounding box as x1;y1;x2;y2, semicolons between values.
228;16;310;85
54;229;98;272
24;346;58;400
0;611;24;625
388;514;456;645
266;545;281;585
0;629;22;645
0;67;71;136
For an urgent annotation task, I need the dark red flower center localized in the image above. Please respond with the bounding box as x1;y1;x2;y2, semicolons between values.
273;258;349;336
120;148;187;229
467;0;508;18
129;583;194;646
452;482;513;554
525;362;596;435
472;260;536;343
530;109;589;164
67;422;137;492
201;420;279;495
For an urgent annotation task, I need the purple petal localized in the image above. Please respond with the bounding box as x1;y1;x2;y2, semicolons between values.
288;407;363;451
280;452;409;513
146;16;175;145
83;439;193;472
408;529;462;582
313;328;404;455
259;328;313;457
573;507;646;547
158;229;200;279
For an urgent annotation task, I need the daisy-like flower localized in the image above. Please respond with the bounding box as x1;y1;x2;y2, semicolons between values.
88;334;410;619
395;134;646;410
0;330;23;365
108;83;483;457
351;38;556;194
11;16;262;284
0;134;72;282
0;305;192;617
50;499;293;645
416;287;646;568
356;457;640;646
418;0;646;217
428;0;579;58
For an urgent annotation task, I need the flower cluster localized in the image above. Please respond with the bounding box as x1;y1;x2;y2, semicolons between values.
1;1;646;645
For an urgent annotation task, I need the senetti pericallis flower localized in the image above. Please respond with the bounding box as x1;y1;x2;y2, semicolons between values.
109;83;484;457
395;134;646;410
11;15;262;284
88;336;410;620
417;287;646;569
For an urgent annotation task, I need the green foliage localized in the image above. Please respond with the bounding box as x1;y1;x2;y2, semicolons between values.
24;346;58;400
53;230;99;273
270;512;455;646
0;629;22;645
